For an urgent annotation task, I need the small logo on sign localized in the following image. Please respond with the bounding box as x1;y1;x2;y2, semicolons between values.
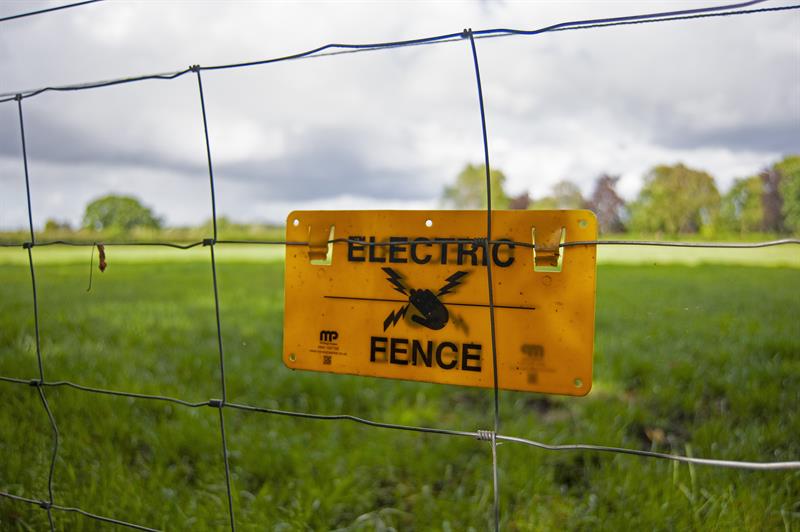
320;330;339;342
522;344;544;359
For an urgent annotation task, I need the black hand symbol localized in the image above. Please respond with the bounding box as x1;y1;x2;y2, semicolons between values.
409;289;449;330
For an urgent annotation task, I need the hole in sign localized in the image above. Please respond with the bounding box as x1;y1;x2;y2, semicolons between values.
292;219;300;227
574;378;583;388
289;353;296;362
425;219;433;228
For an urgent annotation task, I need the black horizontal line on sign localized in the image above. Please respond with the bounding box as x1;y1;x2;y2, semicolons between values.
324;295;535;311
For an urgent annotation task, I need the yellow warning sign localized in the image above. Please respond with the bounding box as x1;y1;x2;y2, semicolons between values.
283;210;597;396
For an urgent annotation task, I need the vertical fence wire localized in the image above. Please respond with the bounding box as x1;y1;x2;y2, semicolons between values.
465;29;502;531
194;67;237;531
16;95;59;531
1;4;800;529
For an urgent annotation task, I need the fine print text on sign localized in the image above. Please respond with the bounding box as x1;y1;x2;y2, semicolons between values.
283;210;597;396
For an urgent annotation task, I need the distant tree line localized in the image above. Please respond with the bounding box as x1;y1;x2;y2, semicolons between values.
36;194;281;241
442;156;800;235
30;155;799;239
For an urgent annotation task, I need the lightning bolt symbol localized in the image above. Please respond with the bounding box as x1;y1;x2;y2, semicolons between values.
383;305;408;331
437;271;468;296
381;267;408;295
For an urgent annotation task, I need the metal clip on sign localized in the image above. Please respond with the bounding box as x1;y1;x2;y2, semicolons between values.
534;227;563;270
307;223;333;263
283;210;598;396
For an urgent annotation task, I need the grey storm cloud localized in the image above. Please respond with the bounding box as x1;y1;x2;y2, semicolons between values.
655;121;800;153
216;128;436;201
0;108;435;203
0;108;201;174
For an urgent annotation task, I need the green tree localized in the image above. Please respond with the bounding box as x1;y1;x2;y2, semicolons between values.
528;196;558;210
441;163;510;209
629;163;720;234
44;218;72;232
530;180;585;210
718;176;763;234
777;155;800;233
552;180;585;209
82;194;162;232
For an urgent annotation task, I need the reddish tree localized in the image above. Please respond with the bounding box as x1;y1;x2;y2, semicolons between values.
586;174;626;233
509;191;531;210
760;167;784;232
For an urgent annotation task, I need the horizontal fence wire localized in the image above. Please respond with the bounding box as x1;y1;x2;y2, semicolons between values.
1;237;799;249
0;490;157;532
1;1;799;102
2;1;800;530
1;375;798;472
0;0;105;24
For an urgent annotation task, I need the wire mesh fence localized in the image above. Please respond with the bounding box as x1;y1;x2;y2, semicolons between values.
1;1;799;530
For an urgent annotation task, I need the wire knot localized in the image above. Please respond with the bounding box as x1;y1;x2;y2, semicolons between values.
14;93;23;102
472;237;488;247
461;28;473;39
39;500;51;510
22;241;33;249
476;429;495;441
208;398;223;408
190;64;201;72
29;379;42;387
202;238;215;247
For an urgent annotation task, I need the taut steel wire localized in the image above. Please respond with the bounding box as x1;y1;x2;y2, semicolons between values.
1;1;799;530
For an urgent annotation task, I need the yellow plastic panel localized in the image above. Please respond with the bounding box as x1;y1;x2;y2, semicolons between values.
283;210;597;396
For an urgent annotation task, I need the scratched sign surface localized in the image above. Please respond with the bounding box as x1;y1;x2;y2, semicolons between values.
283;210;597;396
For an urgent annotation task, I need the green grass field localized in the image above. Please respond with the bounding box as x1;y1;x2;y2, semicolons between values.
1;245;798;530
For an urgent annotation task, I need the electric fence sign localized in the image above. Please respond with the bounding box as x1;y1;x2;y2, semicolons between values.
283;210;597;396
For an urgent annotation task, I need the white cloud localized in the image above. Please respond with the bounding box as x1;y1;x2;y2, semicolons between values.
0;0;797;229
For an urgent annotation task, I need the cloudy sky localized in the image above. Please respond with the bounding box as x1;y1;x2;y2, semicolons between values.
0;0;798;229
